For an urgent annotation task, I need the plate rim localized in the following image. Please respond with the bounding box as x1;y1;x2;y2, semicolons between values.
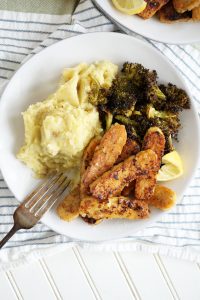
0;32;200;242
92;0;200;45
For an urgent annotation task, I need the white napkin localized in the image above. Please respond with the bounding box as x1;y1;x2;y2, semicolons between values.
0;0;200;271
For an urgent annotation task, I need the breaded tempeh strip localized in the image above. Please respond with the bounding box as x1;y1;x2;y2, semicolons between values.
192;4;200;19
173;0;200;13
146;185;176;210
159;1;192;23
80;136;101;176
57;186;80;221
79;196;149;220
135;172;156;200
142;127;165;165
138;0;169;19
81;124;127;193
135;127;165;200
80;136;101;198
90;150;158;200
116;138;140;164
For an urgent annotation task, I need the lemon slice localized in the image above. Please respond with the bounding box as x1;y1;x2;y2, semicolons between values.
157;151;183;182
112;0;147;15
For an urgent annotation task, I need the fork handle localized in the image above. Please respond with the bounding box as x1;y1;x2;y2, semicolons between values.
0;223;21;249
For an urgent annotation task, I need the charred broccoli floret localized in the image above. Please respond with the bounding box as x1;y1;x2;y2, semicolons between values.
121;62;166;107
158;83;190;112
88;83;108;106
107;73;137;117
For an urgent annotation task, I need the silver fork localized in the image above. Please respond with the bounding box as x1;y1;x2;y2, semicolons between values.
0;173;70;249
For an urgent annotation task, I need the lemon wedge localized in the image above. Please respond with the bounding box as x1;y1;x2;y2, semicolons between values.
157;151;183;182
112;0;147;15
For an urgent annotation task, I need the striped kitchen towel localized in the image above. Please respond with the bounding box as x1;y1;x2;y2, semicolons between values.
0;0;200;271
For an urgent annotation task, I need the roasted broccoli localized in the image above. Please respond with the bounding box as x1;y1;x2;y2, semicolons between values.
90;62;190;154
106;73;137;117
158;83;190;112
88;81;108;106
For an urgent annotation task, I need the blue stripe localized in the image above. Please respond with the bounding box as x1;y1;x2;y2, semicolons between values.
57;28;83;34
148;226;200;232
146;39;200;94
184;195;200;197
0;230;53;235
177;203;200;206
80;14;102;22
168;212;200;215
0;28;51;35
0;213;13;216
0;36;42;43
0;187;8;189
125;238;200;248
3;241;69;249
0;18;66;26
74;7;95;15
0;49;27;55
86;22;112;29
134;234;200;242
0;205;17;208
178;45;200;69
0;196;15;198
189;186;200;188
158;221;200;224
0;43;33;50
48;37;62;41
0;66;14;71
7;233;58;243
0;58;20;64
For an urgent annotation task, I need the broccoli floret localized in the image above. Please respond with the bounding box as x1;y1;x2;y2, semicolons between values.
146;104;177;119
158;83;190;112
88;80;108;106
121;62;166;107
122;62;150;86
107;73;137;117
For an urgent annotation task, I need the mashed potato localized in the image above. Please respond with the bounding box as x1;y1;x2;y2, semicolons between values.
17;61;118;177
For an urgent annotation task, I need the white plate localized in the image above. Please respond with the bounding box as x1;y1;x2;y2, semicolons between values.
93;0;200;44
0;32;199;242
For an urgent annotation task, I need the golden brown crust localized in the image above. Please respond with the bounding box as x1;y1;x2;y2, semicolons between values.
135;127;165;200
159;1;192;23
173;0;200;13
135;173;156;200
142;127;165;165
192;4;200;19
116;139;140;164
80;136;101;176
79;196;149;220
81;124;127;194
146;185;176;210
57;186;81;221
90;150;158;200
138;0;169;19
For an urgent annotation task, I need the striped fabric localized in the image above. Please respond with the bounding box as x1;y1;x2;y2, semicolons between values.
0;0;200;269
